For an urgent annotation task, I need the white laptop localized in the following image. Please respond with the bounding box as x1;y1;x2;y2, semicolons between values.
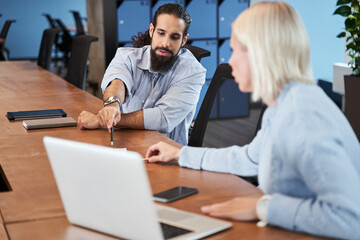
43;136;231;240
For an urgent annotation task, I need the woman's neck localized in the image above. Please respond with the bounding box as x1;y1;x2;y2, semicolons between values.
264;99;277;107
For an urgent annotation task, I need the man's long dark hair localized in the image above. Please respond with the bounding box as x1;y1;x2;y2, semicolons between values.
131;3;191;48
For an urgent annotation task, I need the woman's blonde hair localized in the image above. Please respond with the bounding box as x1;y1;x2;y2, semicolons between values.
232;1;314;103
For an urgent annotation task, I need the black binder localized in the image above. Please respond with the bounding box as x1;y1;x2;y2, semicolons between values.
6;109;67;121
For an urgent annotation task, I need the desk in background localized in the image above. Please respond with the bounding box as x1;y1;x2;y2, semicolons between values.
0;61;325;239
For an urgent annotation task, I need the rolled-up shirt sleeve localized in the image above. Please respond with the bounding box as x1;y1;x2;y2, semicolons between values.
101;48;135;100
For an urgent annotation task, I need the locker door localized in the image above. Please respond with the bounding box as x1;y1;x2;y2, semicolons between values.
219;39;231;64
193;79;218;120
219;79;249;118
186;0;217;39
219;0;249;38
190;40;217;79
194;79;209;119
118;0;150;42
152;0;185;17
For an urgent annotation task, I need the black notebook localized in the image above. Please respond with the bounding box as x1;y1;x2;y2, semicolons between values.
7;109;67;121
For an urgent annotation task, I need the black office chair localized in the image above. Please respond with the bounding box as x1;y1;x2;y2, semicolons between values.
42;13;57;28
42;14;62;64
0;19;16;61
253;104;267;138
188;63;231;147
37;28;61;70
70;10;86;36
185;45;211;62
188;63;258;186
55;19;73;67
66;35;98;90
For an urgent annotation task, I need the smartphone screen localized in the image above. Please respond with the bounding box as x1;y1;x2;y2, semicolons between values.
153;186;198;203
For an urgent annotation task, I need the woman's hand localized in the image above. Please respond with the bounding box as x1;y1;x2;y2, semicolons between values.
146;141;182;163
201;197;261;221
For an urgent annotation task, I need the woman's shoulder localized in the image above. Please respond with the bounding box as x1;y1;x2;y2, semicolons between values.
276;82;337;120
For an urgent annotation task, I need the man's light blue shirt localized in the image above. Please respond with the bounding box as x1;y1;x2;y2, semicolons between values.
101;46;206;145
179;81;360;239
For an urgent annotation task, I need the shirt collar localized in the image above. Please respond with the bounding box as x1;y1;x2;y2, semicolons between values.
137;46;153;72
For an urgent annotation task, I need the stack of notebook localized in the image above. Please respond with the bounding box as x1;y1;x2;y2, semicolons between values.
6;109;77;129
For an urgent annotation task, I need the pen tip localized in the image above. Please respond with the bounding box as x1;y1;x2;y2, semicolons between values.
111;141;113;146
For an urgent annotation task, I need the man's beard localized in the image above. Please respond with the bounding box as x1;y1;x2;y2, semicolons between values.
150;47;177;73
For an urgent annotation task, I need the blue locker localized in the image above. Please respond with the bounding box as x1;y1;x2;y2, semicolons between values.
194;79;209;119
152;0;184;17
193;79;218;120
186;0;217;39
118;0;150;42
218;39;232;64
122;42;133;47
190;40;217;79
210;93;218;119
219;0;249;38
219;79;249;118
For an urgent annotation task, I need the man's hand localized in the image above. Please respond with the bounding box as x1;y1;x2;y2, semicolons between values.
97;104;121;132
78;111;101;129
146;141;182;163
201;197;261;221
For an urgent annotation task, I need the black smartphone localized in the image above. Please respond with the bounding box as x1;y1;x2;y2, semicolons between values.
153;186;198;203
7;109;67;121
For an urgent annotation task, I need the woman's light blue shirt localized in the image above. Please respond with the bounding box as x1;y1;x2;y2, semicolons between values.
179;81;360;239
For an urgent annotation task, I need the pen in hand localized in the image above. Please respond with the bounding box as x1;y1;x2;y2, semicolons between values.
111;126;114;146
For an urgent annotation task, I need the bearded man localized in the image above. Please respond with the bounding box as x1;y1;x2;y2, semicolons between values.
78;3;206;145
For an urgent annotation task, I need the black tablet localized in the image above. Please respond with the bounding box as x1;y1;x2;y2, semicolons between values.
7;109;67;121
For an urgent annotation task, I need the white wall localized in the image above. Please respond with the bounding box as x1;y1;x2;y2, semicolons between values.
249;0;344;82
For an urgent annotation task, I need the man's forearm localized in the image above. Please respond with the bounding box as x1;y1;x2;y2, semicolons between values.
104;80;144;129
103;79;126;104
117;110;145;129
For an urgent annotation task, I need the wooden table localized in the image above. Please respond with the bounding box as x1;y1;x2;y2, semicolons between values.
0;61;324;239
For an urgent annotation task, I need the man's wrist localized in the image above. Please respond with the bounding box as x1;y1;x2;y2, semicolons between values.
103;96;121;110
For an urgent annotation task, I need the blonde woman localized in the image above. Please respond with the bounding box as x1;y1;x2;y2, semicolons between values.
146;1;360;239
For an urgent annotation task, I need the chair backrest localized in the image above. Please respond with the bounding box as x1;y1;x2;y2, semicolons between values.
42;13;58;29
253;104;267;138
185;45;211;62
0;20;16;60
0;20;16;40
66;35;98;90
37;28;61;70
188;63;232;147
55;19;73;50
70;10;85;36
